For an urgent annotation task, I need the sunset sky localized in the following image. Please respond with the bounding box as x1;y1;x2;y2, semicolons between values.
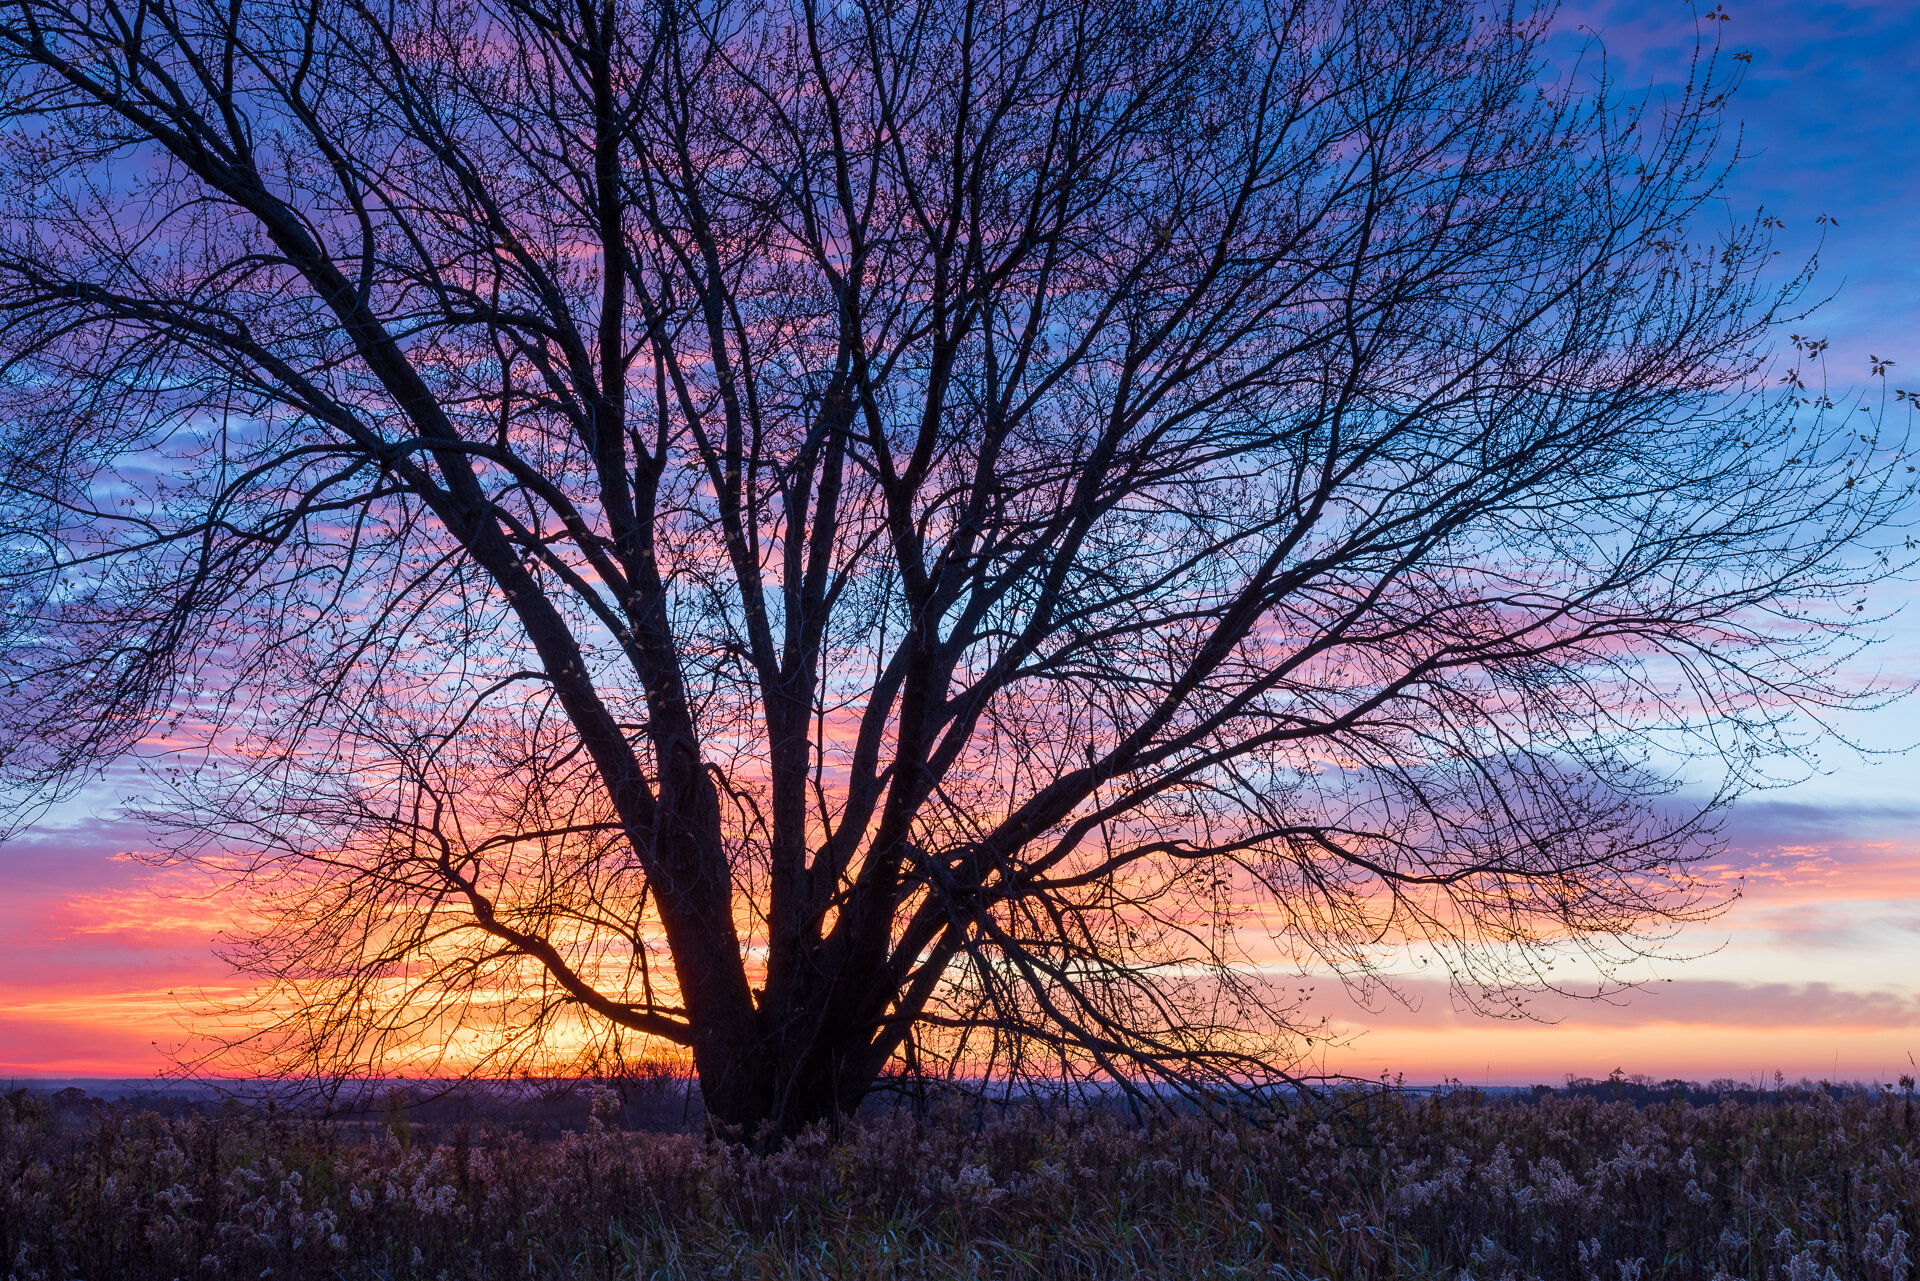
4;0;1917;1087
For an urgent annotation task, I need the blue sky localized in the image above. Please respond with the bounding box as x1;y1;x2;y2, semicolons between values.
1559;0;1920;374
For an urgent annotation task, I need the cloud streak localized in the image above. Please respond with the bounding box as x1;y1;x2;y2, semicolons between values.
1317;977;1920;1032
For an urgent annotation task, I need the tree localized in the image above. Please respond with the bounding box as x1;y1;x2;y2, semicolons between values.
0;0;1906;1134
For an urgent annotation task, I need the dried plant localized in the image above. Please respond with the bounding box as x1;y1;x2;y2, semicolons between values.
2;1083;1915;1280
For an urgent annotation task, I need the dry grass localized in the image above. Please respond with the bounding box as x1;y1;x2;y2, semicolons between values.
2;1082;1914;1280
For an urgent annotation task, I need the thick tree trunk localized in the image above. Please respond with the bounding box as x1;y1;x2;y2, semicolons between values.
694;1017;865;1138
694;941;902;1137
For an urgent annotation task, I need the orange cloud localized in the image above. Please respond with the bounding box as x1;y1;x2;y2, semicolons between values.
1320;1022;1919;1088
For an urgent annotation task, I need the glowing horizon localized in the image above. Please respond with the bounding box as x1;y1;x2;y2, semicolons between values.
5;782;1915;1085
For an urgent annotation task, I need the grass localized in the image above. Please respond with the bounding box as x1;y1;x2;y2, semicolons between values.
1;1079;1914;1279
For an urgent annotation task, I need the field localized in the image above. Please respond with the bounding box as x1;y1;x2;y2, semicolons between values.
2;1079;1913;1281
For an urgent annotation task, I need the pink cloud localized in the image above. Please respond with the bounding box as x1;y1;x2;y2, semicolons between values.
1315;976;1920;1032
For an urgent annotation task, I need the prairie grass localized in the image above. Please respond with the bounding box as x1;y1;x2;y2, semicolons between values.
2;1082;1913;1280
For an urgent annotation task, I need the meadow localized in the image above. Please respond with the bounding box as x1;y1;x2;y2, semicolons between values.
1;1078;1913;1281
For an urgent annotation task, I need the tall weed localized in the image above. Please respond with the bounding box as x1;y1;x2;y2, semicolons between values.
2;1084;1913;1280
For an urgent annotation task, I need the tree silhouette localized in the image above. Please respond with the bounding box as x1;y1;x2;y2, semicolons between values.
0;0;1906;1133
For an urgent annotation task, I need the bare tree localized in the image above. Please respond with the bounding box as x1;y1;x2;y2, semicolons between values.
0;0;1907;1132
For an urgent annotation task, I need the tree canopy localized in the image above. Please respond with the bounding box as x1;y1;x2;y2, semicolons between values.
0;0;1907;1132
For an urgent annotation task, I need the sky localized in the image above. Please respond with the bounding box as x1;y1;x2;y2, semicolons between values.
1319;0;1920;1086
3;0;1918;1087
